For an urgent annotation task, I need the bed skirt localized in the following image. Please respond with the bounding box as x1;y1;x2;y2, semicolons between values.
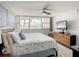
12;48;57;57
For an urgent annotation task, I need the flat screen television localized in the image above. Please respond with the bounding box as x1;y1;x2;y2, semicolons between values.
56;20;67;34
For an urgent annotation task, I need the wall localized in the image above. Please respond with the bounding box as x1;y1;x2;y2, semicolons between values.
0;3;15;27
0;3;7;26
53;10;79;45
8;11;16;27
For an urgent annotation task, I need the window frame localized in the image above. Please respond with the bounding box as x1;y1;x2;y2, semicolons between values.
16;16;50;30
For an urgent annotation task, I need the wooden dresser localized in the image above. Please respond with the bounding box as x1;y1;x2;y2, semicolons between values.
52;32;76;47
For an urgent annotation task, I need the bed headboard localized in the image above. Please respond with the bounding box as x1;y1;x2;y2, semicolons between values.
0;27;15;33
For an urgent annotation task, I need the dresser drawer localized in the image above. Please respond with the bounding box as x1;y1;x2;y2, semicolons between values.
63;39;70;46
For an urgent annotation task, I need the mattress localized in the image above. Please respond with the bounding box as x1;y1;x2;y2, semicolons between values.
11;33;58;56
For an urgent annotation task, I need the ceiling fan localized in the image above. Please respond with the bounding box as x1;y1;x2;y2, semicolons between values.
42;4;52;15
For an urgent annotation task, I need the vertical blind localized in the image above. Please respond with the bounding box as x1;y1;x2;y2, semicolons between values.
16;16;50;30
0;3;15;27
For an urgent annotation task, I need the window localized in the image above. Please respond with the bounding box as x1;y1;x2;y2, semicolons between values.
24;17;29;29
42;18;50;29
30;17;41;29
16;16;20;29
20;17;25;29
16;16;50;30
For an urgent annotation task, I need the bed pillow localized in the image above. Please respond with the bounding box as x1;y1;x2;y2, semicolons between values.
11;32;21;43
2;33;11;53
6;33;14;46
14;29;21;35
19;32;25;40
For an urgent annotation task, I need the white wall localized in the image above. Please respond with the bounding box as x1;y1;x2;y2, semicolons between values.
53;10;79;45
8;11;16;27
0;3;7;26
0;3;15;27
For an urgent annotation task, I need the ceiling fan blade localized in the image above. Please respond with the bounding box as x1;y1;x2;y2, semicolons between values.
42;10;51;15
42;10;46;13
43;8;47;10
46;12;51;15
42;3;52;15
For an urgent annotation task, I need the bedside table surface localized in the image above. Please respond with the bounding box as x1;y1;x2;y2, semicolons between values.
71;45;79;57
71;45;79;51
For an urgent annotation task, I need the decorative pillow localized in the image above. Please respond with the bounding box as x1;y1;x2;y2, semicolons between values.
6;33;14;46
2;33;11;53
11;32;21;43
19;32;25;40
2;33;8;47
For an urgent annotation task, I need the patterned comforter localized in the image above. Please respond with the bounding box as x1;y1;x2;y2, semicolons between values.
11;33;58;56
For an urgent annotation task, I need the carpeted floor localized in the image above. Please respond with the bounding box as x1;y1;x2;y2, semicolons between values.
57;43;72;57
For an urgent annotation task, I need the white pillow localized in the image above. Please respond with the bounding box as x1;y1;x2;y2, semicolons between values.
11;32;21;43
14;30;21;35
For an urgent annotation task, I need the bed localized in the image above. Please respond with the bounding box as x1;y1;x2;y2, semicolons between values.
2;32;58;57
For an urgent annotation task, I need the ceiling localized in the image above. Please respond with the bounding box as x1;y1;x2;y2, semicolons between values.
2;1;79;16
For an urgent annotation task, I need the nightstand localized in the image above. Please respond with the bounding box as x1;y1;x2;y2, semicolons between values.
71;45;79;57
0;54;11;57
0;51;11;57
